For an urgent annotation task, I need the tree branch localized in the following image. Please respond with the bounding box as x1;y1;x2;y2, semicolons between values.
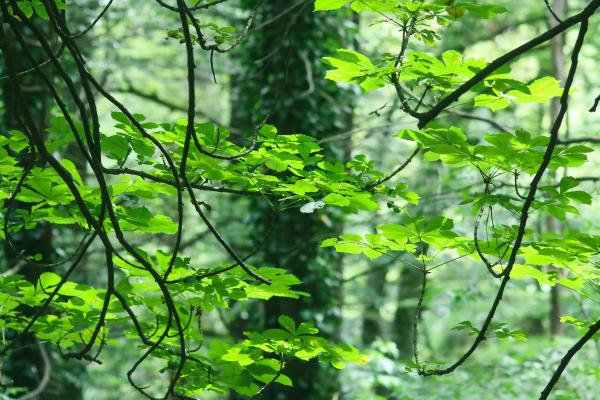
557;136;600;145
539;318;600;399
417;0;600;129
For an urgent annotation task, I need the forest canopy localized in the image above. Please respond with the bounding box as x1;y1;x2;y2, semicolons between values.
1;0;599;399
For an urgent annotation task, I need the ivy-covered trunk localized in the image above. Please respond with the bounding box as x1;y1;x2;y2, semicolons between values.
231;1;355;398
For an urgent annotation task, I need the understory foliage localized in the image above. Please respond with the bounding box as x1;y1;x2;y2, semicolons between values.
1;0;599;399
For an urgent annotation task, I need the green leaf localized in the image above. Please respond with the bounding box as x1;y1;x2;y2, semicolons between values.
452;320;480;335
460;3;507;19
262;329;291;341
322;49;385;91
101;134;130;162
564;190;592;205
560;315;591;329
60;159;83;186
347;193;378;211
278;315;296;334
38;272;61;290
265;156;288;172
320;238;338;247
379;223;414;241
111;111;132;126
474;94;510;111
17;1;34;18
507;77;563;103
322;193;350;206
222;347;255;366
296;322;319;336
31;0;48;19
314;0;348;11
291;180;318;195
275;374;293;386
559;176;580;194
506;264;555;286
334;242;364;254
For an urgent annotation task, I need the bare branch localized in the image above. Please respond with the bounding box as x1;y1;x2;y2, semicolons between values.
539;318;600;399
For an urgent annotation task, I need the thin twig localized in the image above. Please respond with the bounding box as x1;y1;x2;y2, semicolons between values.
365;147;420;190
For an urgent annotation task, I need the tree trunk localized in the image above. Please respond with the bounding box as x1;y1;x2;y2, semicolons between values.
0;15;84;400
230;2;355;398
547;0;567;337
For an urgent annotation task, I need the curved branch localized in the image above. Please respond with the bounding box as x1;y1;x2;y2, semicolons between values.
365;147;420;190
69;0;114;39
590;94;600;112
250;356;285;399
416;0;600;128
539;318;600;399
0;43;66;82
176;0;270;284
419;16;590;377
544;0;564;23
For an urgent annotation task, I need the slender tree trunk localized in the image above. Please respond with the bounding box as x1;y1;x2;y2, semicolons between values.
391;166;438;358
392;255;425;358
361;262;387;344
548;0;567;337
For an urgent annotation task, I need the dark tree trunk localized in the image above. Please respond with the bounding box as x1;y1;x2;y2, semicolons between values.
230;1;355;398
0;16;84;400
